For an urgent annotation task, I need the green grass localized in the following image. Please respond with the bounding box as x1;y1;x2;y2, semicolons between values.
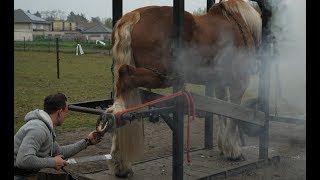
14;51;113;133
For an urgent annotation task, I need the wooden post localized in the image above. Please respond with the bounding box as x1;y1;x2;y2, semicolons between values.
56;38;60;79
23;37;25;51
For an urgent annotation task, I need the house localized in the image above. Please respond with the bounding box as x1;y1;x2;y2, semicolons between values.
76;22;112;41
14;9;51;41
52;20;77;31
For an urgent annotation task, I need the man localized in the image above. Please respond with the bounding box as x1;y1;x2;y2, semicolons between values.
14;93;102;180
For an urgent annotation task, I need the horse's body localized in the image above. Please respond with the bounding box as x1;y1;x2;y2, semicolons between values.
104;0;262;177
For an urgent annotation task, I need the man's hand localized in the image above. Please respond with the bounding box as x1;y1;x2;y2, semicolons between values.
54;154;67;170
87;130;102;145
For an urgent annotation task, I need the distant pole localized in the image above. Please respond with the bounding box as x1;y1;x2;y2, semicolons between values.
56;38;60;79
23;37;25;51
48;39;50;53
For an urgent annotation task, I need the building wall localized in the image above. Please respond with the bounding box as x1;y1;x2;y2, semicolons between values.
32;23;51;31
53;21;76;31
84;33;111;41
14;31;33;41
53;21;64;31
14;23;32;31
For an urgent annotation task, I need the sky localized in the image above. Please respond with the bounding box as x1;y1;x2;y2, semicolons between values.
14;0;209;20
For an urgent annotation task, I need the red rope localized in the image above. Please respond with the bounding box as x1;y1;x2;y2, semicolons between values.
114;90;196;163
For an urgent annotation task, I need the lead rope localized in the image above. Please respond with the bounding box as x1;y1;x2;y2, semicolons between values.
115;90;196;163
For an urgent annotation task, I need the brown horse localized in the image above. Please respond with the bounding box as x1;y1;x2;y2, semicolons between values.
102;0;262;177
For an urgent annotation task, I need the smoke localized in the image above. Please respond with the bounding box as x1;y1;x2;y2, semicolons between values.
268;0;306;118
174;0;306;119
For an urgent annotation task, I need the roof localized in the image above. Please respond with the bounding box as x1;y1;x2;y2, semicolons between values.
14;9;50;24
79;23;112;34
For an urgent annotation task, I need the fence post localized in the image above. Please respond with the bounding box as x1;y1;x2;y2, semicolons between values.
56;38;60;79
23;37;25;51
48;39;50;53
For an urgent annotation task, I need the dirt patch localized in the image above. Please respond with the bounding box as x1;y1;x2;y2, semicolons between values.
40;111;306;180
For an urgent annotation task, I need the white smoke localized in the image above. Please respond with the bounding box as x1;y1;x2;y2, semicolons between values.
269;0;306;118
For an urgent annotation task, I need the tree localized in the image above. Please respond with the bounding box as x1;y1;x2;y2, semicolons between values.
91;16;102;24
192;7;206;16
103;17;113;28
67;11;88;23
34;11;41;18
41;10;66;21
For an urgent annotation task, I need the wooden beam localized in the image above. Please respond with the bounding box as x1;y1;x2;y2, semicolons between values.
191;92;265;126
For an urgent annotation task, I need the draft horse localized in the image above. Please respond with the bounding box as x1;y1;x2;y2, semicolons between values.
99;0;262;177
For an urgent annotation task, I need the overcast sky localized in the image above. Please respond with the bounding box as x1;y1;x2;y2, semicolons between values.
14;0;208;20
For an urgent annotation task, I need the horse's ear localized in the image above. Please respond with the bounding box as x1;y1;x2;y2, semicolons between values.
119;64;136;77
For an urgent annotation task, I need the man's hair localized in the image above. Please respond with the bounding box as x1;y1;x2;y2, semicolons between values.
44;93;67;114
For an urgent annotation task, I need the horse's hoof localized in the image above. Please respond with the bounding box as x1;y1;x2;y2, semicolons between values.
115;169;134;178
227;154;245;161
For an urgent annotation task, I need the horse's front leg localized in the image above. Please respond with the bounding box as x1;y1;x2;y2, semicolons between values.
107;64;167;178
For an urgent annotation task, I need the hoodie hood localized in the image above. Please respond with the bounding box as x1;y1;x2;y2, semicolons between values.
24;109;56;137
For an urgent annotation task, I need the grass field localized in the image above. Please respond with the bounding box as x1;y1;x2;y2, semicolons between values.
14;51;258;134
14;51;114;133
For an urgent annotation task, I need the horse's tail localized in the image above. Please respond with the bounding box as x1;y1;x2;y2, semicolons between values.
111;11;144;163
221;0;262;46
112;11;141;95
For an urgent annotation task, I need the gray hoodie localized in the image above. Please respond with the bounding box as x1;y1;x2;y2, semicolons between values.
14;109;88;171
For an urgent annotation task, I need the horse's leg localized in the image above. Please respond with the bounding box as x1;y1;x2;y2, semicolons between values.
107;131;134;178
106;64;168;177
215;85;228;155
223;80;249;160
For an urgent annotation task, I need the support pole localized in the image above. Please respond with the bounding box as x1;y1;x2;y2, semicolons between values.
204;84;214;149
172;0;184;179
258;0;272;160
111;0;123;99
207;0;214;12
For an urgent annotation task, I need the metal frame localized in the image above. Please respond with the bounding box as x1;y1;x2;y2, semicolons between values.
66;0;304;179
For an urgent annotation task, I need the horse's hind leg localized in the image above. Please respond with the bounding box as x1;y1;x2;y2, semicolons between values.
215;85;228;155
223;80;249;160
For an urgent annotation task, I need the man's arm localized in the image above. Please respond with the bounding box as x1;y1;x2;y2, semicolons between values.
15;126;56;170
53;131;102;159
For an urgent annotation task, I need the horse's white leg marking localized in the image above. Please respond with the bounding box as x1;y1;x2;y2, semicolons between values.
223;87;243;160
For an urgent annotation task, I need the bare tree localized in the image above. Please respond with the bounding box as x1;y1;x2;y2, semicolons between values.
41;10;66;21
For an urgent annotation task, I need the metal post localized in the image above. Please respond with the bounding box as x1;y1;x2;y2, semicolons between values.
207;0;214;12
172;0;184;179
204;84;214;149
56;38;60;79
111;0;123;99
112;0;122;27
258;0;272;160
